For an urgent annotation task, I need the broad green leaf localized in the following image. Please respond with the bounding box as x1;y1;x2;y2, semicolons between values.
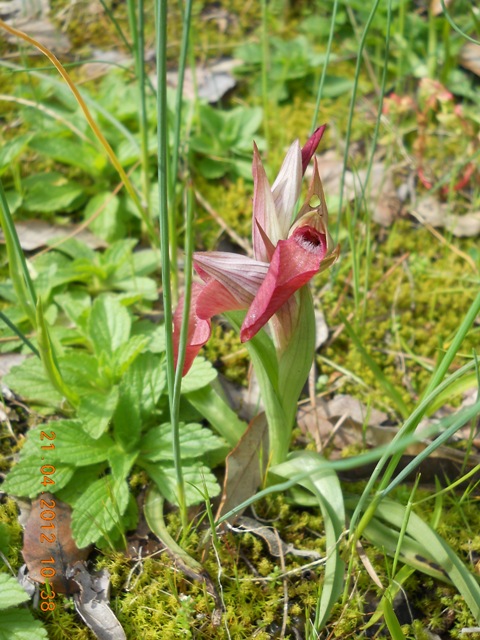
28;135;106;176
118;352;166;419
115;248;158;279
131;321;165;354
88;295;131;356
77;387;119;438
58;352;100;392
50;237;96;261
0;607;48;639
4;357;62;407
0;573;30;608
185;383;247;446
109;448;138;482
143;462;221;506
2;454;74;499
102;238;137;268
55;465;105;505
0;134;32;172
113;392;142;451
43;420;115;463
84;193;123;242
71;477;129;547
113;276;158;301
22;172;84;213
181;357;217;393
54;289;91;330
113;334;150;376
139;423;226;462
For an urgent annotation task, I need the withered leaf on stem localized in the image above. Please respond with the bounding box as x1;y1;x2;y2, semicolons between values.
22;493;91;594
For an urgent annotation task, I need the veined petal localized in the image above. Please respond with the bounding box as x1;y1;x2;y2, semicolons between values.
194;252;269;305
173;283;212;376
301;125;326;174
252;143;283;261
240;227;328;342
196;278;245;320
271;139;302;239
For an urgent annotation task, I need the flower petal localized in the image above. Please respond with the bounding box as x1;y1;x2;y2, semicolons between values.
173;283;212;376
271;139;302;239
252;143;283;261
196;278;245;320
301;125;326;174
194;252;269;305
240;227;328;342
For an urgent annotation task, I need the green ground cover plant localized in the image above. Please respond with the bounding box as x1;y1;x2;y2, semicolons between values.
0;0;479;638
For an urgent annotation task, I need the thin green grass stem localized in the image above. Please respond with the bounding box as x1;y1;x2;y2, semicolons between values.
348;359;476;535
0;311;39;357
440;0;480;45
334;0;381;243
155;0;187;529
169;0;193;302
427;5;437;78
311;0;339;132
99;0;133;53
358;0;392;324
0;180;37;325
126;0;151;215
260;0;270;144
395;0;406;92
391;476;420;577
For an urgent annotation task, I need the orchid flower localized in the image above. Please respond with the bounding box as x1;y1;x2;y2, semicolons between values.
174;126;339;377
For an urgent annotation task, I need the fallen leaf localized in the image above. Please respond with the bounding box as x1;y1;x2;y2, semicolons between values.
459;43;480;77
68;562;127;640
216;413;268;522
430;0;454;16
0;353;27;378
310;153;401;226
230;516;321;560
1;0;70;52
166;58;242;103
0;219;106;251
413;199;480;238
21;494;91;594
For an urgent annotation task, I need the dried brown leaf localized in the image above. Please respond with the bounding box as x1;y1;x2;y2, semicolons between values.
216;413;268;522
459;43;480;76
22;494;91;594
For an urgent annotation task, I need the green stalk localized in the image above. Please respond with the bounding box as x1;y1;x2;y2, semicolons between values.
0;180;36;326
126;0;151;215
395;0;406;92
260;0;270;144
155;0;187;528
0;311;39;356
311;0;339;132
334;0;381;242
426;4;437;78
169;0;193;302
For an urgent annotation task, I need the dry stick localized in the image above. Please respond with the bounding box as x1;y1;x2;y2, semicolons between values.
0;20;155;242
410;208;478;274
0;94;91;142
327;252;410;346
194;189;253;256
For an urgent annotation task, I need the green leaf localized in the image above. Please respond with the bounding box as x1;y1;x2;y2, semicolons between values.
55;465;105;505
113;334;151;376
77;387;119;438
28;135;106;176
3;454;74;499
22;172;84;213
54;289;91;330
59;351;100;392
185;383;247;446
71;477;129;547
0;134;32;172
181;357;217;393
139;423;226;462
45;420;115;464
121;352;166;417
273;451;345;631
84;193;123;242
4;357;62;407
0;524;10;556
36;298;79;406
0;573;30;609
108;448;138;482
88;295;131;357
143;462;221;506
0;607;48;639
382;597;406;640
